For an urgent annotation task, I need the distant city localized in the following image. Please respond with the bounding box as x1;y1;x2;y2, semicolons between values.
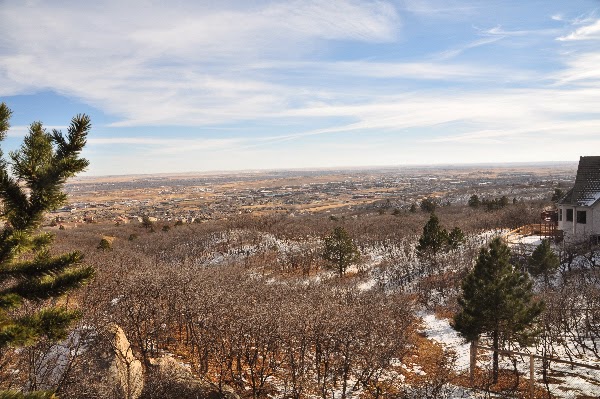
55;163;578;225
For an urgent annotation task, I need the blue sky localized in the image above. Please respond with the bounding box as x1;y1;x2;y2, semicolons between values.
1;0;599;176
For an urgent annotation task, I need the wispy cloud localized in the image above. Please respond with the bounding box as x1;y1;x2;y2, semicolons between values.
88;136;244;154
426;120;600;143
398;0;478;17
7;125;68;138
551;52;600;86
249;59;527;81
482;25;558;37
0;0;400;127
557;18;600;41
199;80;600;150
435;36;504;60
435;22;559;61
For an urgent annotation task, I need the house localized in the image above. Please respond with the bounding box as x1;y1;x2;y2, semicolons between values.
557;156;600;242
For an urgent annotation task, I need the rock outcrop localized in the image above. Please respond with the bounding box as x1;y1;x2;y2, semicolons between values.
106;324;144;399
144;355;240;399
43;324;144;399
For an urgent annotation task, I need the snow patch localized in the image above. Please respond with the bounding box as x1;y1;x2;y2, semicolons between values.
419;313;471;371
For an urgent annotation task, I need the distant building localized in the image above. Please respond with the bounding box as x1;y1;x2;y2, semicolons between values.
557;156;600;242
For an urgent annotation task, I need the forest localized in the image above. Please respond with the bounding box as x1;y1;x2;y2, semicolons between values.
0;202;594;399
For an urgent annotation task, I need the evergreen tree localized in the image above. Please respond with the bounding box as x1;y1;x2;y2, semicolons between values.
97;238;112;251
468;194;480;208
528;239;559;287
0;103;94;375
419;197;437;213
416;213;448;257
322;227;360;277
447;227;465;250
453;238;543;383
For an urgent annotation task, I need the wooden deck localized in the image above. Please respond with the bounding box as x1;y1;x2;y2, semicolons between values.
503;223;562;244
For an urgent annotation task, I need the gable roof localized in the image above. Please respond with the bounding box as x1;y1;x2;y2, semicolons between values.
559;156;600;207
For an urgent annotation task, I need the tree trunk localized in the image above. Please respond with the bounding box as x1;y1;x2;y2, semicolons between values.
492;329;499;384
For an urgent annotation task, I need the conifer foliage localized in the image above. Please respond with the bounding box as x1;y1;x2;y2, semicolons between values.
416;213;464;258
416;213;448;258
528;239;559;287
322;226;360;277
0;102;94;350
453;237;543;383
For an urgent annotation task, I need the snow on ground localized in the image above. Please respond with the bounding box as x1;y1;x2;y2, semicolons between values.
419;314;600;398
473;229;510;245
357;278;376;291
417;313;484;399
419;312;471;371
544;362;600;398
511;235;543;246
363;253;384;269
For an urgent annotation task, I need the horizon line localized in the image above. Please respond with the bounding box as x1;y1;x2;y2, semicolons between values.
73;160;579;180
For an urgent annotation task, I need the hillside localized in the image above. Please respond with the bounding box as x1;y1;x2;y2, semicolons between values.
1;165;599;398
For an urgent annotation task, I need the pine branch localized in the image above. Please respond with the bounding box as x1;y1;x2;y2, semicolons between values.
0;293;21;310
0;230;48;267
0;251;84;280
0;103;11;139
0;391;58;399
10;122;53;185
7;265;95;301
0;322;37;348
53;114;90;161
21;307;81;341
0;307;79;348
31;232;54;251
0;169;30;230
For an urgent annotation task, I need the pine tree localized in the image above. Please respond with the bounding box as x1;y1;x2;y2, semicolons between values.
468;194;480;208
0;102;94;365
322;226;360;277
453;237;543;383
447;227;465;250
528;239;559;287
416;213;448;257
419;197;437;213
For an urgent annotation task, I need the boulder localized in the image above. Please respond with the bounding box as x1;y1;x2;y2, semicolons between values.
144;354;240;399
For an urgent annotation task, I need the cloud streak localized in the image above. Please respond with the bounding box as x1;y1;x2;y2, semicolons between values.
0;0;400;126
557;18;600;41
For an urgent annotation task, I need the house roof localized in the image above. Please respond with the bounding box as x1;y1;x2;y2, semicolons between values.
559;156;600;207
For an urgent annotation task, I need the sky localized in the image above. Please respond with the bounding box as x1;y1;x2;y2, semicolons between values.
1;0;599;176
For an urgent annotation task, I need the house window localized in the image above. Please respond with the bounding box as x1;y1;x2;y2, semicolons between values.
559;209;562;221
577;210;587;224
566;209;573;222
